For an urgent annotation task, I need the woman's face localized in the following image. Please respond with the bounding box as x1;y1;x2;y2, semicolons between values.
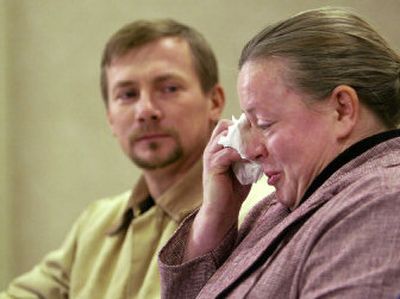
238;58;342;209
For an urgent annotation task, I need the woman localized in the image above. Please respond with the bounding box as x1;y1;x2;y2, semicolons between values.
159;7;400;298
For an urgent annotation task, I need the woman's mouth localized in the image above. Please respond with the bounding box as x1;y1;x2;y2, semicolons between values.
266;171;280;186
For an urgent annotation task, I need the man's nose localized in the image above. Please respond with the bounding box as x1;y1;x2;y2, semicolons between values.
135;93;162;123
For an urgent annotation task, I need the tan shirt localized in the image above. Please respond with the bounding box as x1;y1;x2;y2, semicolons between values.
1;161;203;299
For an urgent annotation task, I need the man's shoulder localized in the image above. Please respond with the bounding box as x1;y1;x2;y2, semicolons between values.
87;190;131;213
75;190;132;234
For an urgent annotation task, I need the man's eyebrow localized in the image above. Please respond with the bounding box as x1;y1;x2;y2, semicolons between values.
110;73;185;95
153;73;183;84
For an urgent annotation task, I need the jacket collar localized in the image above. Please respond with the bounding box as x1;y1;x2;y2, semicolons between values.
300;129;400;206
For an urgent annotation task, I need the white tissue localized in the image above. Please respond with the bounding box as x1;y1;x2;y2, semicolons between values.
218;113;263;185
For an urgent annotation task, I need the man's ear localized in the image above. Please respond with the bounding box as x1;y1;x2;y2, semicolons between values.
106;109;117;137
208;84;225;123
330;85;359;139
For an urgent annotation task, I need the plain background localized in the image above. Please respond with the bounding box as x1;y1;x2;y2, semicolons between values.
1;0;399;288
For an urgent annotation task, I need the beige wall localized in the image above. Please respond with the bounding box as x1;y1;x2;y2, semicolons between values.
2;0;400;288
1;0;12;287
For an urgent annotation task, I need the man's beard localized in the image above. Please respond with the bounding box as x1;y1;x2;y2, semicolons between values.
129;127;184;170
131;141;183;170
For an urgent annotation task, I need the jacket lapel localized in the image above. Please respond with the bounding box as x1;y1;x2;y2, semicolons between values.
202;188;333;298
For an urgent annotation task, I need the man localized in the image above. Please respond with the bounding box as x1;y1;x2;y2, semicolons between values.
1;19;225;298
159;7;400;298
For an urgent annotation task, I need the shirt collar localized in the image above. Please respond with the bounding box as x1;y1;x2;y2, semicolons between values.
109;159;203;235
153;159;203;222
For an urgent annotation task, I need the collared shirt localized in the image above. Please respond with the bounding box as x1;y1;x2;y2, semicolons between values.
1;160;203;299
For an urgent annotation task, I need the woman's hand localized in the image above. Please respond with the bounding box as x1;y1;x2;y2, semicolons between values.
203;120;252;215
184;120;252;261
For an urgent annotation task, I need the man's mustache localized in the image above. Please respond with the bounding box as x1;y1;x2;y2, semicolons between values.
129;125;176;142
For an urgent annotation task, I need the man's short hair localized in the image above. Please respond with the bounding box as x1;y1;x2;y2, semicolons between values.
100;19;219;104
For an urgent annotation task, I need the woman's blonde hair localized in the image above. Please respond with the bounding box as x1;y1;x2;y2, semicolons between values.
240;7;400;128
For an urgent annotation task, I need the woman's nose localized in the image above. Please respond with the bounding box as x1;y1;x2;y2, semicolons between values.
243;130;267;161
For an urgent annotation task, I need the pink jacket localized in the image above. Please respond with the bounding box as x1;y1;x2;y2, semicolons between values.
159;132;400;298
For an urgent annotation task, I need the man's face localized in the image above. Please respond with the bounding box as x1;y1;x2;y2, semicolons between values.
238;58;341;208
106;37;223;171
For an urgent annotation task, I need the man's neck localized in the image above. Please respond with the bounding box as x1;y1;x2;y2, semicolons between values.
142;158;198;199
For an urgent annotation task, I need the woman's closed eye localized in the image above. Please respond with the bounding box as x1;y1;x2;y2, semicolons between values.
257;121;273;130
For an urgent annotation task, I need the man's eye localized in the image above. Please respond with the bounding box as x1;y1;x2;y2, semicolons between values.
119;90;138;100
163;85;179;93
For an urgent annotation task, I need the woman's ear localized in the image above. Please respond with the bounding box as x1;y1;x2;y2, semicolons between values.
330;85;359;139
